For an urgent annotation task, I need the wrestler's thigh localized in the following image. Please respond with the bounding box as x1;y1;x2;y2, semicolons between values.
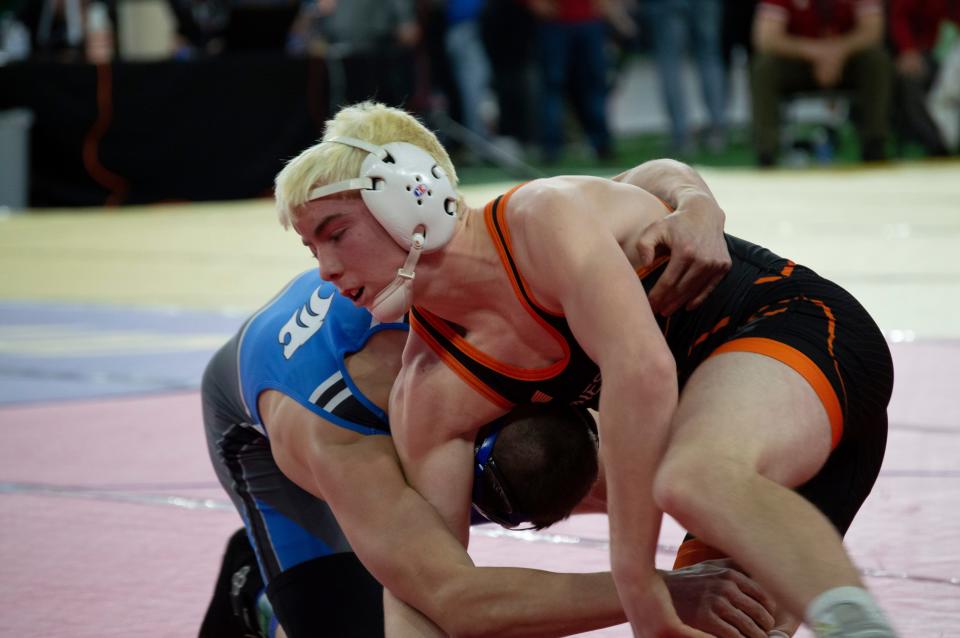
667;351;832;488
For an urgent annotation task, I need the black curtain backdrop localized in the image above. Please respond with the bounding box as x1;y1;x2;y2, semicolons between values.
0;53;328;206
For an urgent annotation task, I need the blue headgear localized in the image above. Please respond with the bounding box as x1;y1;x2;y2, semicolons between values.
471;406;599;529
471;417;531;529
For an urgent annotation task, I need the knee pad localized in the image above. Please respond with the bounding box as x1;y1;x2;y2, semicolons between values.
199;528;265;638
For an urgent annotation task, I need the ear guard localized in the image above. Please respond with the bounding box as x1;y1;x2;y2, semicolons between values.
471;417;531;529
471;406;599;529
308;136;459;252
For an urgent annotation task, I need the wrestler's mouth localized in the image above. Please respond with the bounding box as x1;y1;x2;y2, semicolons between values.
342;287;365;303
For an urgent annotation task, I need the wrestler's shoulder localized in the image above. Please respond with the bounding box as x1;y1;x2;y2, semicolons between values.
507;176;608;219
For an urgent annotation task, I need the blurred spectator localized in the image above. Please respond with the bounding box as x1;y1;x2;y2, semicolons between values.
889;0;959;155
751;0;892;166
313;0;421;108
166;0;229;55
445;0;495;136
481;0;538;147
928;33;960;152
722;0;758;91
13;0;89;61
643;0;728;155
529;0;614;163
166;0;300;56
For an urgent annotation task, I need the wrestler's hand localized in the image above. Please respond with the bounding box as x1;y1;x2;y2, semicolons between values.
636;191;731;316
619;573;713;638
663;559;777;638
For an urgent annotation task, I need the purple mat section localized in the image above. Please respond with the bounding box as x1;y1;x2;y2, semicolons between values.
0;301;246;405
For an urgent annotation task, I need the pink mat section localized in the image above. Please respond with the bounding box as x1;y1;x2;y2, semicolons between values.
1;343;957;637
0;393;239;637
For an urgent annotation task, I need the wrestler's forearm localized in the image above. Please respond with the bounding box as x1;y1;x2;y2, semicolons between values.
439;567;625;638
337;474;627;637
602;368;678;630
384;589;445;638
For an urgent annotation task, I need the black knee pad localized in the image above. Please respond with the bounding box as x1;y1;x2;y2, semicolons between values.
199;528;264;638
267;553;384;638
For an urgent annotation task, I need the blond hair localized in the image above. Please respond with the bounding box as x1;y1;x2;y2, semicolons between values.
274;101;459;229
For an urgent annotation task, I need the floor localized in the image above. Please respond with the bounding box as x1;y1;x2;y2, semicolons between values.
1;162;958;636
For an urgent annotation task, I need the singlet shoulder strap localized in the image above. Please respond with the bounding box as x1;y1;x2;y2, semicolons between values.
483;184;566;320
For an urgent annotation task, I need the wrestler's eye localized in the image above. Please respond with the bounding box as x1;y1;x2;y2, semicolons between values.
329;229;346;244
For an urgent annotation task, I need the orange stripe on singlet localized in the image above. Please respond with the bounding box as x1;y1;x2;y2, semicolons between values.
485;184;565;317
709;337;844;449
808;298;849;417
409;312;514;410
687;316;730;356
754;260;796;285
635;255;670;279
414;306;570;381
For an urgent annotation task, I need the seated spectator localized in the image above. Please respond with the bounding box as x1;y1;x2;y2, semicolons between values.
889;0;959;156
750;0;892;166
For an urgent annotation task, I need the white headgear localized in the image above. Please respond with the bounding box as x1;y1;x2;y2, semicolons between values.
307;136;459;252
306;136;460;322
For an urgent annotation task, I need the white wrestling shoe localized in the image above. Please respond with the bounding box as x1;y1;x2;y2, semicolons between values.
807;587;899;638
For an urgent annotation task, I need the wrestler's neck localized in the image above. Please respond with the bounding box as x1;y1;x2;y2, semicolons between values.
412;204;504;320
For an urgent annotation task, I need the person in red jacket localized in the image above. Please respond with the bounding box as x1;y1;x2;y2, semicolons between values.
751;0;893;165
889;0;960;155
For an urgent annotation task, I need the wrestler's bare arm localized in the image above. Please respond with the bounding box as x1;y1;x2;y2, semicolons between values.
264;390;630;637
264;381;776;637
507;182;704;638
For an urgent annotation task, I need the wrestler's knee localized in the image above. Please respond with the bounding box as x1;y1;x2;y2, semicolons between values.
653;446;755;521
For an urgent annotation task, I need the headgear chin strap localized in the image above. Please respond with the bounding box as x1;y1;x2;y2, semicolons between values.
307;136;459;321
368;231;424;322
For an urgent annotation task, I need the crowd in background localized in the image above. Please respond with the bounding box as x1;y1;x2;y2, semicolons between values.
2;0;959;168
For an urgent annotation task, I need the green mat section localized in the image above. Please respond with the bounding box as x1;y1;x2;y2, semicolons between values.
455;124;934;186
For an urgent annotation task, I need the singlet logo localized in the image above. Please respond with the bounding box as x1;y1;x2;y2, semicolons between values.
278;287;334;359
572;371;602;406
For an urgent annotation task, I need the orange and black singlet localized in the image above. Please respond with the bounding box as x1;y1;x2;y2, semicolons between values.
412;185;894;555
409;189;668;410
410;187;892;455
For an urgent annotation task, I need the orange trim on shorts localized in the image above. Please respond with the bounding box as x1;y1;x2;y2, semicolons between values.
673;539;728;569
760;307;789;318
409;312;514;410
687;316;730;356
809;298;849;410
709;337;843;449
754;260;796;285
635;254;671;279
